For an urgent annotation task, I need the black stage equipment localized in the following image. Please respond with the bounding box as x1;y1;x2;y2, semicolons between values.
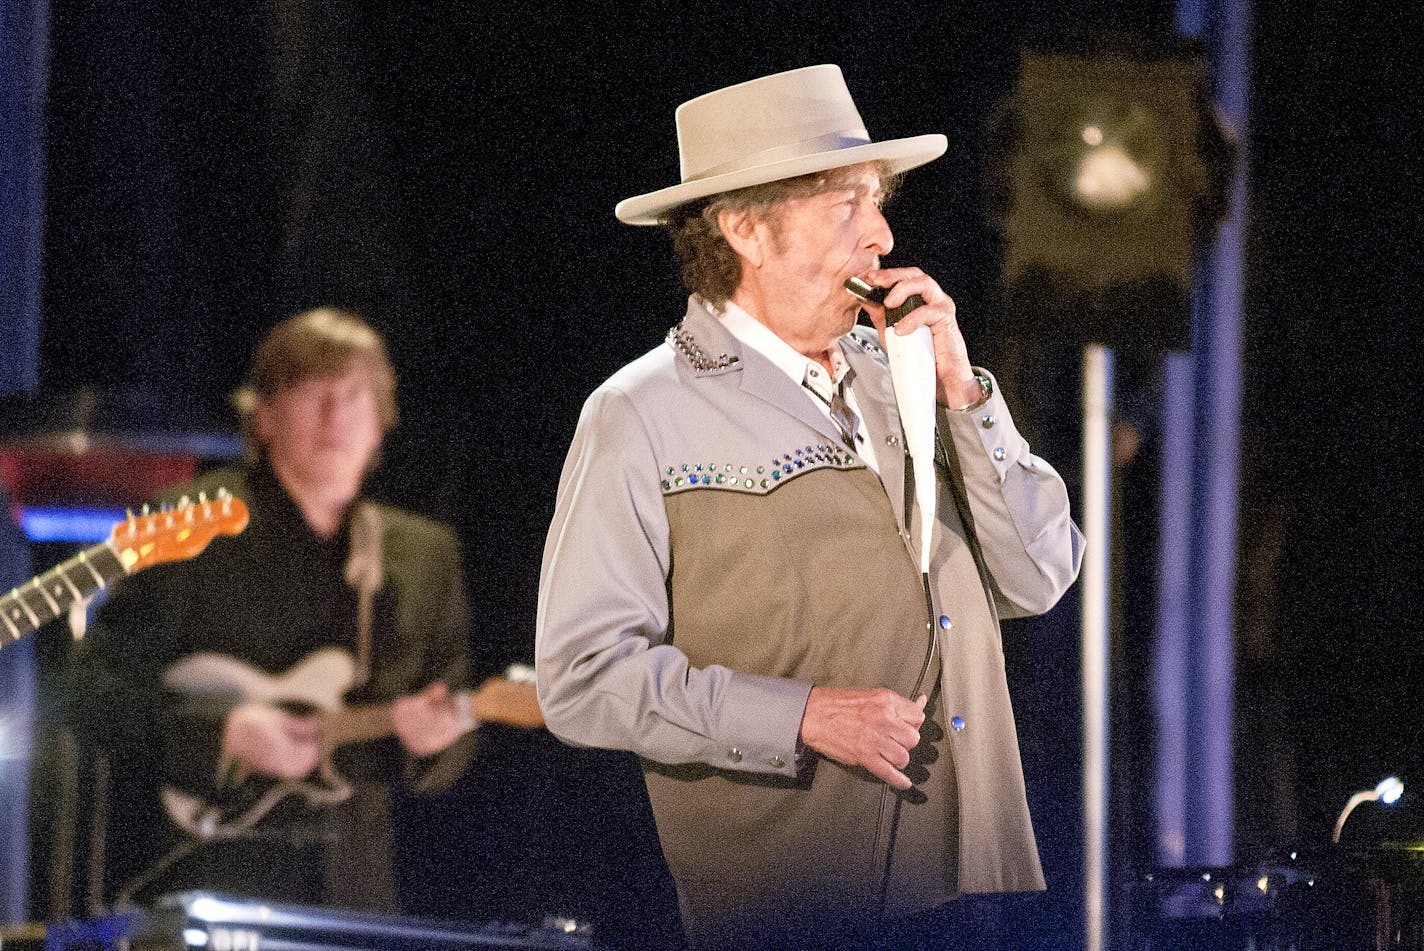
1126;849;1424;950
124;892;592;951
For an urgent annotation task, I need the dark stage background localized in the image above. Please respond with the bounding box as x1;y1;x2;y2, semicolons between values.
23;0;1420;947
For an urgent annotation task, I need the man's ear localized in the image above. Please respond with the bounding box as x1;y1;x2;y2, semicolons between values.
718;208;766;269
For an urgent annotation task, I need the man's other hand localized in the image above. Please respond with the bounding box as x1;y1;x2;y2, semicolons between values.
222;703;320;779
799;687;927;789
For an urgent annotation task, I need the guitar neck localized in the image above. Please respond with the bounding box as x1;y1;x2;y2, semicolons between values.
320;703;398;750
318;690;478;751
1;541;128;648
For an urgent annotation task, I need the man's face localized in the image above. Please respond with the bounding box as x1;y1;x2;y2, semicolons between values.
757;163;893;348
255;361;384;493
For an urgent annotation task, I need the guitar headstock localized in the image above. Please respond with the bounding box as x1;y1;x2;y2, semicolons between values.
108;493;250;572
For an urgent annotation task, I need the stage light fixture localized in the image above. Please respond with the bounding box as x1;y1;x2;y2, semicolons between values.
1332;775;1405;843
1038;100;1169;219
989;37;1233;354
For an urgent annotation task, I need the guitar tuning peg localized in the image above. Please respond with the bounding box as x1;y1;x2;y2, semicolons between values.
141;503;151;516
178;495;191;508
216;487;231;499
125;508;135;522
198;491;208;504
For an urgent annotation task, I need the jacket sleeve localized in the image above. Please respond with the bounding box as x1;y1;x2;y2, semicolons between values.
535;384;810;778
937;368;1084;618
392;519;477;796
68;562;229;795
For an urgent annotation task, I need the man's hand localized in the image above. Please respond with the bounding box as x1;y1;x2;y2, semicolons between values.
799;687;928;790
391;681;470;758
222;703;320;779
856;266;981;408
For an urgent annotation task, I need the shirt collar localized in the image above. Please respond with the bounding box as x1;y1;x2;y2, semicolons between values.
249;460;356;553
713;297;852;401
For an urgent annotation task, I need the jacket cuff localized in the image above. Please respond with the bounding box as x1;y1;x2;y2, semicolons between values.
713;671;813;777
938;367;1024;483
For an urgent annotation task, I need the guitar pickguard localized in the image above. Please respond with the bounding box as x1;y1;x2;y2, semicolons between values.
164;648;357;710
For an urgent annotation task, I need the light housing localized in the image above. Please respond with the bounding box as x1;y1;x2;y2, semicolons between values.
1332;775;1405;844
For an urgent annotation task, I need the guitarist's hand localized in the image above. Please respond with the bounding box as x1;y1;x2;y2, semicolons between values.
222;704;321;779
392;681;469;758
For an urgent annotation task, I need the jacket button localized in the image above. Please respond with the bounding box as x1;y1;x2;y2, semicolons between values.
980;414;996;429
727;748;743;763
768;755;785;768
951;716;966;731
939;615;952;630
993;447;1006;461
886;434;900;447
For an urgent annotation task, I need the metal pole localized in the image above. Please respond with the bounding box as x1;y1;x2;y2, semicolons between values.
1081;344;1114;951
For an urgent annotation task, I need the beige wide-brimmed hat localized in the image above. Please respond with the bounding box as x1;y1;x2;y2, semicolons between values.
614;64;947;225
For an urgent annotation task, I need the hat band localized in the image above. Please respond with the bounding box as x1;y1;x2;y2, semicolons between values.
684;128;872;183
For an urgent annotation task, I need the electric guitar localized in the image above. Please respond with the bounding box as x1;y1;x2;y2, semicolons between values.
1;495;250;650
160;648;544;839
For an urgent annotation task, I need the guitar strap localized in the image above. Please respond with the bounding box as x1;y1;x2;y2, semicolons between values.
344;502;385;690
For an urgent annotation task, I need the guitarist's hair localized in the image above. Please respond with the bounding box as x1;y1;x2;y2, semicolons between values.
231;307;398;464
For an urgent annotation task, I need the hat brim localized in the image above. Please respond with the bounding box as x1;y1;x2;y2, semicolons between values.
614;133;948;225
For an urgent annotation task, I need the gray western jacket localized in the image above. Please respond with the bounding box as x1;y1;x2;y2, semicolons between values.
536;295;1083;907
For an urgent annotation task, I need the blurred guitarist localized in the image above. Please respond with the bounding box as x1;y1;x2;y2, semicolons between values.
69;307;542;912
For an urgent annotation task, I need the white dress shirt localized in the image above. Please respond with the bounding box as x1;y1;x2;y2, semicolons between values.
715;298;881;475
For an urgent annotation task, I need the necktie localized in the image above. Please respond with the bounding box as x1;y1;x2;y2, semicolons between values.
829;382;860;451
806;368;860;451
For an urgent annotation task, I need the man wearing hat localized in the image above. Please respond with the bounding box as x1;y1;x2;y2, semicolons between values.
536;65;1082;947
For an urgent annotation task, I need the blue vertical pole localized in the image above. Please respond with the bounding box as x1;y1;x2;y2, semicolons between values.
1156;0;1251;867
0;0;49;922
1153;352;1195;864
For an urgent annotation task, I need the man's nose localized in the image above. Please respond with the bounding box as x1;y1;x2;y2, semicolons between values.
319;393;348;421
862;203;893;256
